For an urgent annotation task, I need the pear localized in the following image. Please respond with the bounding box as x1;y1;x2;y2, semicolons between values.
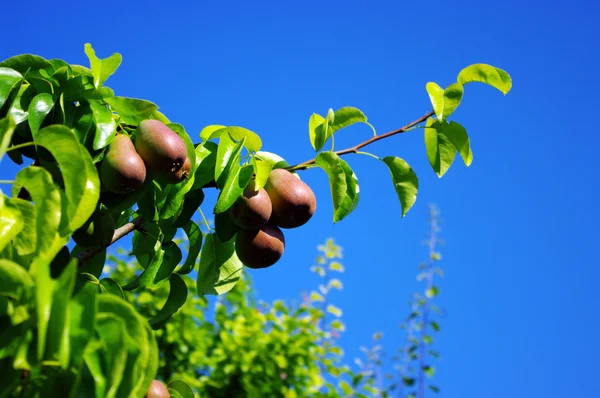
229;181;273;230
100;134;146;194
167;156;192;184
135;120;187;181
264;169;316;229
235;223;285;269
145;380;170;398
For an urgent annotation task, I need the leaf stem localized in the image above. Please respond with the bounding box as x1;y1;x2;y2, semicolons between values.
6;142;36;152
365;121;377;137
0;180;15;184
198;208;212;233
287;110;435;171
355;151;380;161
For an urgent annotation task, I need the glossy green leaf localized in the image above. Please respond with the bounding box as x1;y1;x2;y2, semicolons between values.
89;100;117;150
72;245;107;279
439;121;472;166
382;156;419;217
14;167;63;259
0;117;16;164
309;113;326;151
168;380;195;398
173;189;204;229
177;220;203;275
8;83;35;125
252;156;274;190
84;43;122;88
43;259;77;367
0;54;52;75
27;93;54;135
214;211;240;243
0;67;23;109
149;274;188;328
33;125;100;233
192;142;218;189
226;126;262;152
0;259;33;303
71;102;94;144
457;63;512;94
426;82;444;120
197;233;243;296
424;118;457;178
442;82;464;120
315;152;360;223
215;133;245;188
68;283;97;369
330;106;368;133
95;314;128;395
200;124;227;141
105;96;158;125
214;163;254;214
8;198;36;256
254;151;291;169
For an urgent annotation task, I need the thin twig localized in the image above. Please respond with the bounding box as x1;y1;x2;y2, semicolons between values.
76;216;145;264
287;110;435;171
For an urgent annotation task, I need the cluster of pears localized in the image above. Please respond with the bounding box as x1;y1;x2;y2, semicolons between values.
100;120;192;194
231;168;316;269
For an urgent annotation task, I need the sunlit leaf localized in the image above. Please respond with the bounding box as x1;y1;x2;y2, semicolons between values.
327;304;342;317
192;142;218;189
226;126;262;152
215;133;245;188
177;221;203;275
457;63;512;94
0;54;52;75
426;82;444;120
214;163;254;214
68;283;97;369
8;198;36;256
382;156;419;217
0;116;17;164
424;118;456;178
83;43;122;88
200;124;227;142
89;100;117;150
105;96;159;126
197;233;243;296
167;380;195;398
438;121;472;166
315;152;360;223
33;125;100;233
0;67;23;109
309;113;326;151
442;82;464;120
26;93;54;135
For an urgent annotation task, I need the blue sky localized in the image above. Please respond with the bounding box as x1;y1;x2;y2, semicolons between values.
2;0;599;397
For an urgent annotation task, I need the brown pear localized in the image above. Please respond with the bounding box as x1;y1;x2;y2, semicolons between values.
229;181;273;230
135;120;187;180
145;380;170;398
264;169;316;229
235;223;285;269
100;134;147;194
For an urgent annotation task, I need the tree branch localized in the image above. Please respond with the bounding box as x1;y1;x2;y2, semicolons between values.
287;110;435;171
76;216;145;264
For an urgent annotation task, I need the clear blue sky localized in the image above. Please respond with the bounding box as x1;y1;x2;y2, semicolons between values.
2;1;599;397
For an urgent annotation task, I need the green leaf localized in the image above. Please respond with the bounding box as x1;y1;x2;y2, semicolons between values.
252;156;274;190
0;54;52;75
226;126;262;152
105;96;159;126
330;106;368;133
0;67;22;109
8;83;36;125
196;233;243;296
149;274;188;328
27;93;54;135
83;43;122;88
430;321;440;332
0;117;17;165
214;211;240;243
8;198;36;256
426;286;439;298
14;167;64;259
442;82;464;120
315;152;360;223
0;259;33;303
33;125;100;233
438;121;472;166
214;163;254;214
327;304;342;317
424;118;456;178
89;100;117;150
308;113;325;151
200;124;227;141
68;283;97;369
177;221;203;275
457;63;512;94
192;142;218;189
172;189;205;229
99;278;125;299
426;82;444;120
167;380;195;398
429;385;440;393
254;151;291;170
423;365;435;378
215;132;240;187
382;156;419;217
